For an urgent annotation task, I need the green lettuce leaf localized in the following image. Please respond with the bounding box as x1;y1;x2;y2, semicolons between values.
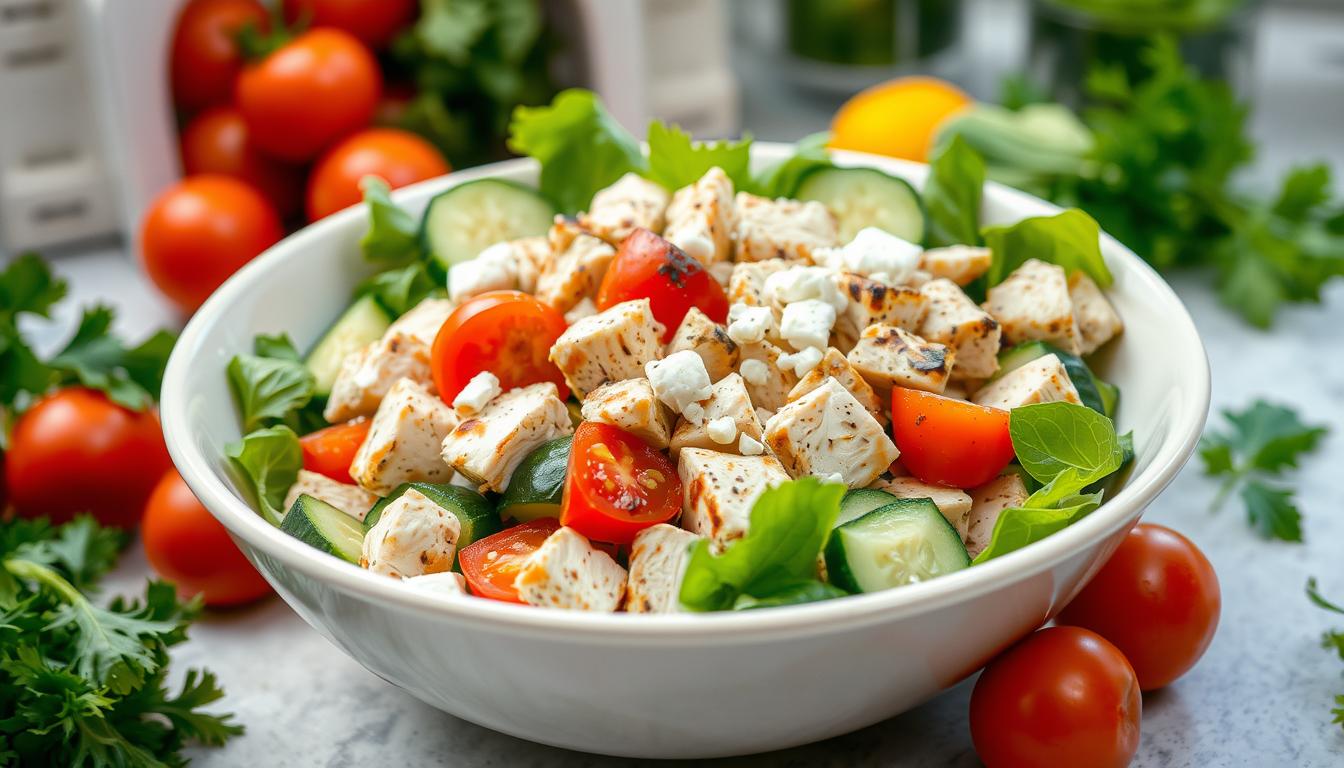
923;135;985;248
358;262;443;317
225;334;318;434
645;121;752;191
748;131;833;198
225;425;303;526
982;208;1114;289
732;579;847;610
359;177;423;267
972;492;1104;564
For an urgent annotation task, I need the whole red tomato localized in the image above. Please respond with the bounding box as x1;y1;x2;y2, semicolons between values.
236;28;381;162
282;0;417;49
970;626;1141;768
142;469;271;606
170;0;268;113
1057;523;1221;691
5;388;172;528
180;107;305;219
306;128;449;221
141;175;283;314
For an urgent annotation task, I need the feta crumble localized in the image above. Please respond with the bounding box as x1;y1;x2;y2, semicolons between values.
779;299;836;352
726;303;775;345
706;416;738;445
777;346;824;377
452;371;501;416
739;358;769;386
763;265;847;311
738;433;765;456
448;242;518;303
645;350;713;423
818;227;921;285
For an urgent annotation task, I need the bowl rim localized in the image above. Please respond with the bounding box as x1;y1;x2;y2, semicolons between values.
161;143;1211;642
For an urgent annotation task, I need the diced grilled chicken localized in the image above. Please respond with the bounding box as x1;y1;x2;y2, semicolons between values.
579;172;670;244
350;378;458;495
763;377;900;489
549;298;665;399
666;306;738;383
972;354;1081;411
872;477;973;539
440;382;573;493
626;524;700;614
918;278;1001;380
513;236;550;295
919;245;992;286
361;488;461;579
283;469;379;522
733;192;839;263
323;298;454;422
663;166;736;265
787;347;886;425
514;526;627;611
846;324;954;395
1068;272;1123;354
832;273;928;351
535;229;616;313
678;448;790;547
966;473;1029;558
670;373;765;455
580;378;674;450
727;259;790;307
736;340;799;411
983;259;1083;354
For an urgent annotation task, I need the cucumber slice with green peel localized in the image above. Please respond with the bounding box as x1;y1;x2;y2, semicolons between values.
497;436;572;523
363;483;499;554
794;166;925;243
837;488;901;528
420;179;556;272
305;295;393;396
991;341;1111;416
825;499;970;594
281;494;365;563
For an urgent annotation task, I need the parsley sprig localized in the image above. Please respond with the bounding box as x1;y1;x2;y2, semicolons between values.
1306;578;1344;731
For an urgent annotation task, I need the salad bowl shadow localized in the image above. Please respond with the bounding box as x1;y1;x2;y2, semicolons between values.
160;144;1210;759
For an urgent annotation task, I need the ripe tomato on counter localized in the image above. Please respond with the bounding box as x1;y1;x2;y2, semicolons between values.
170;0;268;113
180;107;305;219
306;128;450;221
282;0;417;50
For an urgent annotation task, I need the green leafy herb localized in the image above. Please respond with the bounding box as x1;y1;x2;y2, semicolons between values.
645;121;752;191
359;177;423;267
225;425;303;526
508;89;646;214
732;579;848;611
679;478;844;612
358;262;442;317
1306;577;1344;732
982;208;1113;289
923;135;985;248
1200;400;1327;541
226;333;324;434
748;131;833;198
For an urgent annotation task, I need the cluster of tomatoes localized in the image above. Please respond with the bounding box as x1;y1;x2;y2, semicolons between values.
142;0;449;315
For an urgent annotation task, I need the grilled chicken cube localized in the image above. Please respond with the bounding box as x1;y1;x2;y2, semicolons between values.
919;245;992;286
361;488;461;579
626;524;700;614
670;373;765;455
283;469;378;522
667;306;739;383
679;448;790;546
833;273;927;350
966;473;1029;558
580;378;674;449
349;378;458;495
512;236;550;294
549;298;665;399
972;354;1081;411
579;172;670;244
983;259;1083;354
846;324;954;395
787;347;886;424
733;192;839;263
514;526;627;611
763;377;900;489
440;382;573;493
663;166;736;265
737;339;799;411
535;230;616;313
918;278;1001;380
323;297;454;422
1068;272;1123;354
727;259;790;307
872;477;973;539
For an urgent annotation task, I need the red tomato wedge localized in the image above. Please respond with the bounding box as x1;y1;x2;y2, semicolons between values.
560;422;682;546
458;518;561;603
890;387;1014;488
596;228;728;342
431;291;570;403
299;418;370;483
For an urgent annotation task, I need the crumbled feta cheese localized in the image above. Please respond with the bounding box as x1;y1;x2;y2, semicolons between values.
671;229;715;264
452;371;501;416
823;473;845;485
819;227;921;285
739;433;765;455
706;416;738;445
448;242;518;303
778;346;825;377
726;303;775;345
739;358;769;386
563;297;598;325
763;265;847;311
645;350;712;421
779;299;836;352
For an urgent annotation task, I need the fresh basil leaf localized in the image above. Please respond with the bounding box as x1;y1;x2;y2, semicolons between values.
732;579;847;610
225;425;302;526
972;491;1104;564
982;208;1113;289
645;121;752;191
359;177;422;266
748;131;832;198
678;478;843;612
507;89;645;214
358;262;442;317
923;135;985;248
1009;402;1125;489
226;336;316;434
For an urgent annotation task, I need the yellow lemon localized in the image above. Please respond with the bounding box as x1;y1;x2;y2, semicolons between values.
830;76;973;162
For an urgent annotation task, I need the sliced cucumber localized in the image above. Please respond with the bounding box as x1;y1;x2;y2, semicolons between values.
794;166;925;243
281;494;365;563
991;341;1111;416
420;179;556;272
363;482;499;553
825;499;970;594
497;436;572;523
837;488;900;528
305;295;393;396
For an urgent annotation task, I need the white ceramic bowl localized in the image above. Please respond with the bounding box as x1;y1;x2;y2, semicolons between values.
161;144;1210;759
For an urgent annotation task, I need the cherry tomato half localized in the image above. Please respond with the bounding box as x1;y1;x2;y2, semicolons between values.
458;518;561;603
890;387;1014;488
596;228;728;343
142;469;271;606
971;626;1142;768
431;291;570;404
1057;523;1221;691
560;422;682;546
306;128;449;221
282;0;417;50
180;106;305;220
299;418;370;484
170;0;268;113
